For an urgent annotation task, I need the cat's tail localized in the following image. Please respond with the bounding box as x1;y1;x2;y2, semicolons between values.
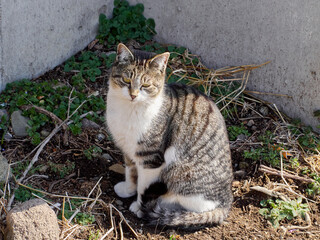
141;202;230;228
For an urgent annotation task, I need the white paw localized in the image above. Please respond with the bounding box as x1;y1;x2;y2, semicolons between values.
129;201;143;218
114;181;136;198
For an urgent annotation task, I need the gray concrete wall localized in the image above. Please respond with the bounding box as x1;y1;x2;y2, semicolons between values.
130;0;320;131
0;0;113;91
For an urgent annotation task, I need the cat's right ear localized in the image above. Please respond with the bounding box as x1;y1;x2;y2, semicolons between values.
116;43;134;64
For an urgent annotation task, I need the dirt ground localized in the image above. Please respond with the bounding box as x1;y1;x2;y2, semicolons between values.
1;43;320;239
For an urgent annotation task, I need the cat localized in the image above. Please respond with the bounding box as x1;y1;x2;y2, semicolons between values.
106;43;233;227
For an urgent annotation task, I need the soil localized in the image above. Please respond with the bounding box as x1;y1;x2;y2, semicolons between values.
0;42;320;240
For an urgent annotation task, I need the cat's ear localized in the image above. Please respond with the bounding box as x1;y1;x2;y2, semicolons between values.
148;52;170;72
116;43;134;64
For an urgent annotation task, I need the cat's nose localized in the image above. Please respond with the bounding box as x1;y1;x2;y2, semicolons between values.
130;94;137;100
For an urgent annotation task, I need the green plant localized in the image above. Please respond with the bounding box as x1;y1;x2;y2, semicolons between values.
306;174;320;197
227;124;251;141
259;198;309;228
15;185;44;202
84;145;102;160
0;79;105;145
169;235;179;240
243;131;282;167
98;0;156;47
88;230;100;240
289;157;300;169
288;120;320;152
48;160;75;178
64;51;102;82
59;199;96;225
0;114;8;145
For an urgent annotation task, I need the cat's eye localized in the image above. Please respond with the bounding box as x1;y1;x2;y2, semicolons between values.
141;83;151;88
123;77;131;84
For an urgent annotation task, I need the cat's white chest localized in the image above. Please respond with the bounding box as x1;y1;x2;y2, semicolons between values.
106;89;163;161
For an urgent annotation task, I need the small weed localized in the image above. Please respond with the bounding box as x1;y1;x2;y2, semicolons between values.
84;145;102;160
58;199;95;225
15;185;43;202
288;120;320;153
98;0;156;47
243;131;282;167
0;79;105;145
289;157;300;169
88;230;100;240
64;51;102;82
306;174;320;197
227;124;251;141
48;160;75;178
0;114;8;145
259;198;309;228
169;235;180;240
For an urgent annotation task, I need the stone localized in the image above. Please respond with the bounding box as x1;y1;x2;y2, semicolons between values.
5;199;60;240
11;110;30;137
96;133;105;142
0;154;11;183
81;118;100;130
109;164;125;175
247;119;255;127
115;199;123;206
40;130;50;137
101;153;113;162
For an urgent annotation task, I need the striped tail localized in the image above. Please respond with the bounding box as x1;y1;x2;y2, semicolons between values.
142;202;230;228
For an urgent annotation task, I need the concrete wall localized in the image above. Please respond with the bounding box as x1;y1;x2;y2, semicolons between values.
129;0;320;131
0;0;319;131
0;0;113;91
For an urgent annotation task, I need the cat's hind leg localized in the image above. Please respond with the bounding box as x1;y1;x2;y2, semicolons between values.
114;155;137;198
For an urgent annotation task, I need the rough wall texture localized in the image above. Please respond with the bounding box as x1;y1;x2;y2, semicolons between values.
0;0;113;91
129;0;320;131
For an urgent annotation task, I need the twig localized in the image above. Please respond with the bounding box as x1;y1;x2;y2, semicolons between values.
84;176;103;209
20;105;67;131
259;164;315;183
250;186;290;201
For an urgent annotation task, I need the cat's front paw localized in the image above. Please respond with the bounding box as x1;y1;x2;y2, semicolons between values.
114;181;136;198
129;201;143;218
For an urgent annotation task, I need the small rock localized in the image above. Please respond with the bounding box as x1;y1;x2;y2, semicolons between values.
11;110;30;137
5;199;60;240
237;134;248;141
3;132;12;142
109;164;125;175
101;153;113;162
234;170;246;178
81;118;100;130
81;118;100;129
259;106;269;116
38;165;49;173
96;133;105;142
247;119;255;127
40;130;50;137
115;199;123;206
0;154;11;183
239;161;249;170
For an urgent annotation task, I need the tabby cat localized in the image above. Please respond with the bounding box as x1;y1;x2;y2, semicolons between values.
106;43;233;227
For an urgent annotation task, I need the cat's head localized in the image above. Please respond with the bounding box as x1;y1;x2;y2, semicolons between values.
109;43;170;103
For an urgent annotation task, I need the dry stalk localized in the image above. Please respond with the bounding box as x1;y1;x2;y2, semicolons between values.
250;186;290;202
258;164;315;183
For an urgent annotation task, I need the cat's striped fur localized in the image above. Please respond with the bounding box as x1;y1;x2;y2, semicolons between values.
106;43;233;227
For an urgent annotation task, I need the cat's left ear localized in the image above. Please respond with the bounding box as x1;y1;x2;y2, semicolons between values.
148;52;170;72
116;43;134;64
